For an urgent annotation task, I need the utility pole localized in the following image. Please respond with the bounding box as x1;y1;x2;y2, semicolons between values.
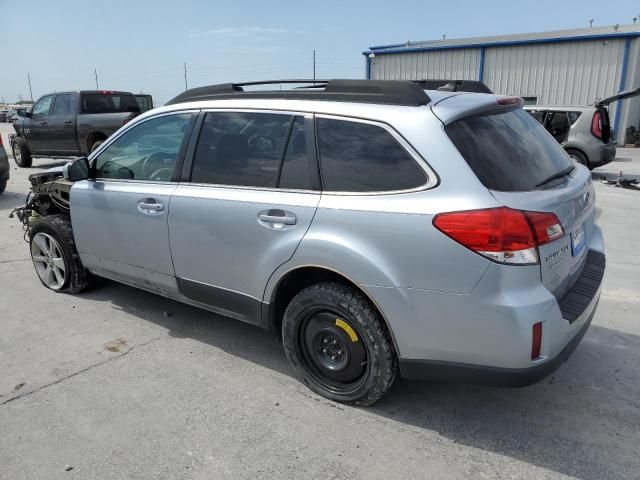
183;62;188;90
313;50;316;81
27;73;33;102
94;68;99;89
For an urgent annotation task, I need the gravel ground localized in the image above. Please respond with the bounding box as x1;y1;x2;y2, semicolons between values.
1;122;640;479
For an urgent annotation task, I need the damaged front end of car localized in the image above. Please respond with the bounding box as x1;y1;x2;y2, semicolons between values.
9;170;72;239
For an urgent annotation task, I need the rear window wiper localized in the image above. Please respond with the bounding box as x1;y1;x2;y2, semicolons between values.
535;165;575;188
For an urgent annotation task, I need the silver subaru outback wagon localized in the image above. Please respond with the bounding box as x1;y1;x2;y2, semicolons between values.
17;80;605;406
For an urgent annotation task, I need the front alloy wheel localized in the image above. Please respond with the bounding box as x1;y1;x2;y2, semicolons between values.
31;232;67;290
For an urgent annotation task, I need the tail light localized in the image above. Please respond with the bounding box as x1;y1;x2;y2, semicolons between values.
0;135;3;145
433;207;564;265
531;322;542;359
591;111;602;139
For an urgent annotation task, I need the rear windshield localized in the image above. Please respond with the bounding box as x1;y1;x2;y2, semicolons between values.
81;93;140;114
446;108;574;191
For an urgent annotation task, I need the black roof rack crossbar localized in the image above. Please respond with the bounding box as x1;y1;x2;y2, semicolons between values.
166;79;430;107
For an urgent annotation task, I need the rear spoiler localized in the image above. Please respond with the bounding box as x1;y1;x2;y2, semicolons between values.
431;95;522;125
413;79;493;94
596;85;640;107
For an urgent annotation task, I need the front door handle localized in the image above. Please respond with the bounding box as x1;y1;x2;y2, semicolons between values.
39;121;48;126
137;198;164;215
258;210;297;226
63;120;73;125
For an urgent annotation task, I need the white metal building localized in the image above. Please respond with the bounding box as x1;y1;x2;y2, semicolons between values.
364;25;640;143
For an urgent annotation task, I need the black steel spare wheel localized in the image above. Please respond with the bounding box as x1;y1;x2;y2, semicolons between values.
300;310;368;391
282;282;397;406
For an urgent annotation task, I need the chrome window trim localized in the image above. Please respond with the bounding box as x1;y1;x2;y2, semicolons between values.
88;109;200;185
314;113;438;196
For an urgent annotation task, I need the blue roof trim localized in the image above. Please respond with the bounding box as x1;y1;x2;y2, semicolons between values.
362;31;640;56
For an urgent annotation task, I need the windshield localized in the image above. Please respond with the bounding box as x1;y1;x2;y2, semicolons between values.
446;108;574;191
81;93;140;114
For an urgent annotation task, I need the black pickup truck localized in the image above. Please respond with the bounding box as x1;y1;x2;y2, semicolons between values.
10;90;143;167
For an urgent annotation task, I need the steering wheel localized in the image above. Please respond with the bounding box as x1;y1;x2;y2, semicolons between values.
141;152;174;179
148;167;173;182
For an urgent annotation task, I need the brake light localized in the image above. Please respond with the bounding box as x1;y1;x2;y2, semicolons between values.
101;90;114;95
591;111;602;139
432;207;564;265
0;135;3;146
497;96;522;106
531;322;542;359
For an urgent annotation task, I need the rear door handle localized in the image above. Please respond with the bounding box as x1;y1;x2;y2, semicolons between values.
39;121;48;126
63;120;73;125
258;210;297;226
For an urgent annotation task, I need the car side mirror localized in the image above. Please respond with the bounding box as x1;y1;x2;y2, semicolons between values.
19;110;30;118
63;157;90;182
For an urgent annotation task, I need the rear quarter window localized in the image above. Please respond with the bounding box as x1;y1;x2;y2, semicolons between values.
317;118;427;192
446;108;574;191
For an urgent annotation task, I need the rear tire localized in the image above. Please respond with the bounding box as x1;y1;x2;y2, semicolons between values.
567;149;590;169
282;282;397;406
12;137;32;168
29;215;92;294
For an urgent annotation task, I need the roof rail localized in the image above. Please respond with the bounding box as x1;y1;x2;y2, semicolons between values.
166;79;431;107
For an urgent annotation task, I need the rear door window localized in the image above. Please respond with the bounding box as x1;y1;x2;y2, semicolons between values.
316;117;427;192
81;93;140;114
52;94;75;115
191;112;292;188
446;108;574;191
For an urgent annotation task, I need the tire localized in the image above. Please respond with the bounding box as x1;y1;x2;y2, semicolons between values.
0;181;6;194
567;149;590;169
90;140;104;153
12;137;32;168
29;215;92;294
282;282;397;406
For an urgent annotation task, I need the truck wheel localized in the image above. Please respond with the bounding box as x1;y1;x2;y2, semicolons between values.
12;137;32;168
29;215;92;294
90;140;104;153
567;149;590;169
0;181;6;194
282;282;397;406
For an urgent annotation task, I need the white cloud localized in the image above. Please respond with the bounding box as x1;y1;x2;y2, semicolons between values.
189;26;290;38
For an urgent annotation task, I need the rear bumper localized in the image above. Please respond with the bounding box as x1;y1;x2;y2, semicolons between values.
590;142;616;168
396;249;604;386
399;300;596;386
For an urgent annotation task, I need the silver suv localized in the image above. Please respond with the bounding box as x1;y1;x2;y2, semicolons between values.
16;80;605;405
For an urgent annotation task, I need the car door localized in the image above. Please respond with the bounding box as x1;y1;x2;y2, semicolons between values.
70;111;197;292
48;93;78;153
25;95;54;152
545;111;571;144
168;111;321;325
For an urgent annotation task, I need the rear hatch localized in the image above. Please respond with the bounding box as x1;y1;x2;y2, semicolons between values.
441;101;595;299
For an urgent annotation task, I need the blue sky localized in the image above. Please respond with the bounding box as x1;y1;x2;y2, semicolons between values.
1;0;638;105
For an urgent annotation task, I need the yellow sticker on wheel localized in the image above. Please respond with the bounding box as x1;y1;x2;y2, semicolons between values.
336;318;358;342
